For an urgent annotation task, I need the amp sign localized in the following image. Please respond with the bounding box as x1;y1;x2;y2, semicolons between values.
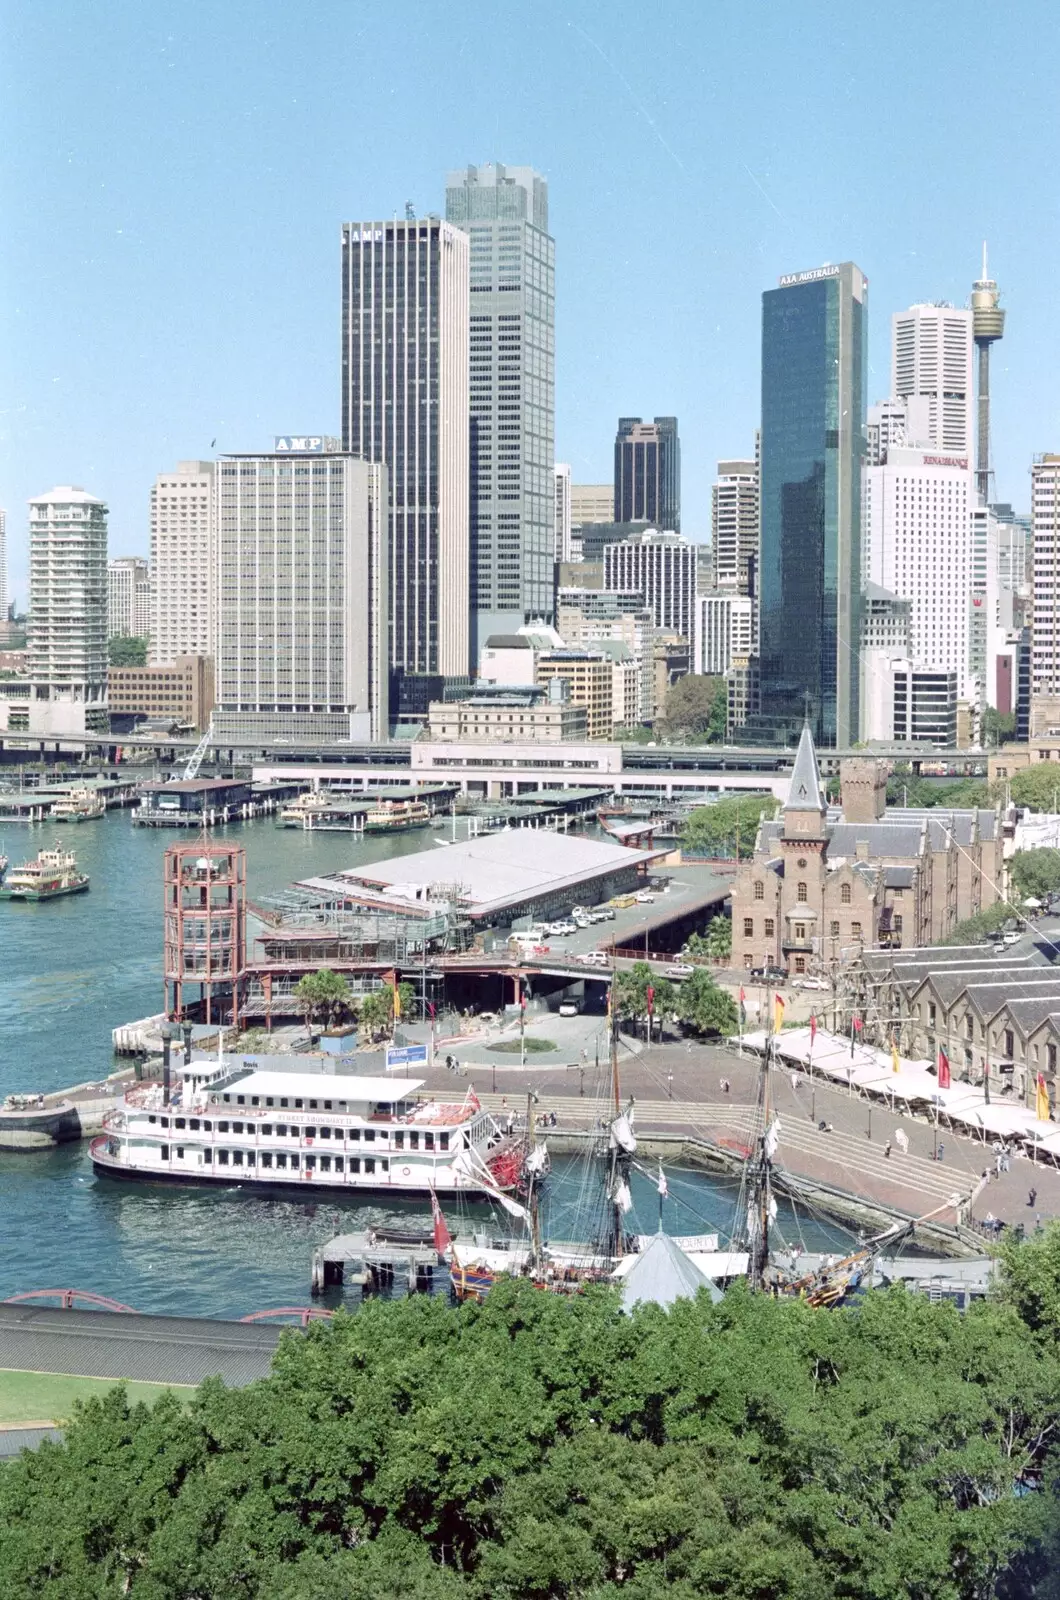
274;436;324;453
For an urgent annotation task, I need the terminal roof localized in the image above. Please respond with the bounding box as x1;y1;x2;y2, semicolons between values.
216;1071;423;1102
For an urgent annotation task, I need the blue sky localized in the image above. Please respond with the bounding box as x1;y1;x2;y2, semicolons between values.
2;0;1058;603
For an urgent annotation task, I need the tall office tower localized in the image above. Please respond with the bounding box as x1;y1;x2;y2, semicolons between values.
0;508;7;620
892;303;974;458
27;487;108;735
341;216;470;678
604;530;696;638
758;262;867;745
212;442;388;743
971;247;1005;504
445;164;554;654
614;417;680;531
993;503;1032;597
149;462;215;665
859;584;912;742
1029;455;1060;736
553;464;572;563
863;445;974;698
108;556;150;640
711;453;758;595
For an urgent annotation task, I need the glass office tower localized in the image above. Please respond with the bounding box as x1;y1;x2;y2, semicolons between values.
757;262;866;746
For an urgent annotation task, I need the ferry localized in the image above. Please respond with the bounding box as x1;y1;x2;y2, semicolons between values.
91;1056;518;1197
363;798;432;834
0;844;90;902
49;786;106;822
276;792;335;828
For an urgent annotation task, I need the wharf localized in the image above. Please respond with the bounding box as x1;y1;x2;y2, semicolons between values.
312;1231;443;1293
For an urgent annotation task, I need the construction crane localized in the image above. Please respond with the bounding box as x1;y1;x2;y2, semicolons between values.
181;722;213;782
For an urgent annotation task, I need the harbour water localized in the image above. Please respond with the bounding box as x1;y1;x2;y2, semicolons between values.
0;809;845;1317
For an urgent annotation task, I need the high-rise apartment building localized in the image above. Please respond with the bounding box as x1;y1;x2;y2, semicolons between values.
149;462;215;666
757;262;867;745
614;417;680;531
341;216;469;678
27;487;109;735
604;530;696;638
0;508;7;620
445;164;554;653
108;556;151;640
892;304;974;459
693;592;756;677
863;445;974;698
711;451;758;595
1029;454;1060;736
212;443;388;743
553;464;572;564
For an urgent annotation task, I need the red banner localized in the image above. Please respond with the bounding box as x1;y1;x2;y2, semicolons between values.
938;1047;951;1090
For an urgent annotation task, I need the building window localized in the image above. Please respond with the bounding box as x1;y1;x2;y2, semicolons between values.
764;918;774;936
1049;1043;1057;1075
966;1015;974;1039
1005;1029;1015;1058
797;883;807;903
744;953;753;968
830;920;840;937
794;956;806;973
851;921;862;940
841;884;852;905
794;923;806;940
743;918;753;937
753;881;764;901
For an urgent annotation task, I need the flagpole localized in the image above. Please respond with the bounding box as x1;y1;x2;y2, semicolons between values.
809;1013;816;1124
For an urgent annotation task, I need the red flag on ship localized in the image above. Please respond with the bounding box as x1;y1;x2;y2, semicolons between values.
853;1016;863;1033
646;984;655;1016
938;1046;951;1090
463;1086;481;1114
429;1187;452;1257
810;1013;817;1043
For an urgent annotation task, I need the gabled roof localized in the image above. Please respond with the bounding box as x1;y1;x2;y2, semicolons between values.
785;724;826;814
620;1232;722;1311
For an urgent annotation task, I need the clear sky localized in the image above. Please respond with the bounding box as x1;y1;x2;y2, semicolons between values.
2;0;1058;604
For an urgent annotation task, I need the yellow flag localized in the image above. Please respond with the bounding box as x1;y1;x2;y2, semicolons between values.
773;993;785;1034
392;981;401;1020
1037;1074;1051;1123
891;1039;900;1075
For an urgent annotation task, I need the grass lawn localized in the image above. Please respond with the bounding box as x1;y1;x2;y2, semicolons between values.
491;1037;557;1055
0;1368;195;1425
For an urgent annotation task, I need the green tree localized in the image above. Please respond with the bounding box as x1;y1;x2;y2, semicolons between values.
358;981;417;1039
677;967;738;1035
1012;765;1060;813
984;706;1018;746
943;902;1012;945
663;674;727;743
615;961;676;1033
703;912;731;958
107;634;149;667
681;793;773;859
294;969;355;1033
1011;848;1060;903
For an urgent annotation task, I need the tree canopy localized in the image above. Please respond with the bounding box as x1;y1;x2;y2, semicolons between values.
676;967;738;1036
681;794;774;859
294;969;355;1031
886;774;991;810
684;913;732;960
1011;849;1060;904
662;674;727;743
107;634;149;667
1011;765;1060;814
3;1249;1060;1597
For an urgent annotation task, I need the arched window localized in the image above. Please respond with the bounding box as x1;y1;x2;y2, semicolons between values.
841;883;852;905
797;882;808;903
753;881;764;901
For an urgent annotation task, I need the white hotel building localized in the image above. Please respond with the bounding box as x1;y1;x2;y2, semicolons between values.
149;462;215;666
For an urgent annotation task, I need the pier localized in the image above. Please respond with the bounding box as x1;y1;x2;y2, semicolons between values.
311;1231;444;1295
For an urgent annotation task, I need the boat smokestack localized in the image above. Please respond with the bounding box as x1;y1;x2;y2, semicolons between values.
162;1032;171;1107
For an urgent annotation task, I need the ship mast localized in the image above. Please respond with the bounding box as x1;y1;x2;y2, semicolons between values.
527;1089;543;1271
605;965;632;1260
748;998;774;1292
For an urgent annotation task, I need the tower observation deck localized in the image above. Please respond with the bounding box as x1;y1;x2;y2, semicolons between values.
971;243;1005;503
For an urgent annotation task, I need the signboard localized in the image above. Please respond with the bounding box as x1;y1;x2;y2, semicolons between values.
274;436;324;453
778;264;841;287
385;1042;429;1073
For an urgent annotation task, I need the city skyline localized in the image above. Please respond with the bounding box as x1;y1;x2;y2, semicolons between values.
2;3;1052;600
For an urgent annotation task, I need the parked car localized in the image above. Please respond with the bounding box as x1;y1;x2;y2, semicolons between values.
635;891;657;904
578;951;610;966
750;965;788;983
548;920;577;936
1002;930;1022;946
668;962;695;977
792;976;830;992
590;908;616;923
558;1001;579;1017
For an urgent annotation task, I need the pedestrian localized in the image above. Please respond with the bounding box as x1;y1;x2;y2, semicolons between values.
883;1140;892;1159
1002;1153;1011;1173
937;1142;945;1162
1029;1186;1038;1207
790;1070;800;1092
995;1153;1002;1178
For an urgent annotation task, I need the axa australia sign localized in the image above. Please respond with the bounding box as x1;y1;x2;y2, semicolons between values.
778;264;842;287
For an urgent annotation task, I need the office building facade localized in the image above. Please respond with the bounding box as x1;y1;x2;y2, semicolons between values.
149;461;215;666
892;304;974;459
757;262;867;745
571;484;614;530
711;452;758;595
553;463;572;564
213;446;388;742
604;529;696;638
445;165;554;653
27;487;109;735
1030;454;1060;736
614;416;680;531
109;654;215;733
108;556;151;641
0;508;7;620
341;216;469;678
693;592;755;677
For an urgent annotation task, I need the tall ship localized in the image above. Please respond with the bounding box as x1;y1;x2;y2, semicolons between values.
0;844;90;902
49;786;105;823
91;1055;519;1197
363;798;432;834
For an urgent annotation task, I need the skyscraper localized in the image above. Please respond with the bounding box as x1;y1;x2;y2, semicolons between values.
0;508;7;620
27;487;108;735
1029;454;1060;737
892;304;974;458
445;164;555;655
757;262;867;746
614;417;680;531
212;442;388;743
604;530;696;638
149;461;215;665
711;450;759;596
108;556;151;640
341;216;469;679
